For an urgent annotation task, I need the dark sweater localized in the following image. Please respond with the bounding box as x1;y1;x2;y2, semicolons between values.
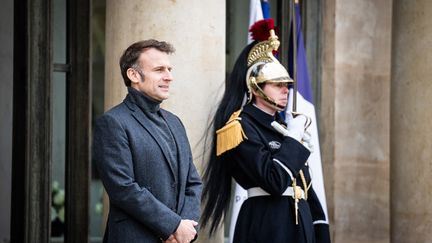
127;87;179;179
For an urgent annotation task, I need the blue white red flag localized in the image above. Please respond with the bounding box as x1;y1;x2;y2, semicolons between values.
286;2;329;222
261;0;270;19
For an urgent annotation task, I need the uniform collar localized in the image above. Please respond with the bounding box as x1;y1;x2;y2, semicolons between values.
242;103;286;127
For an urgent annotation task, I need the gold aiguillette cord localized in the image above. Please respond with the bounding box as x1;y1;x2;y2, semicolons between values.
292;179;299;225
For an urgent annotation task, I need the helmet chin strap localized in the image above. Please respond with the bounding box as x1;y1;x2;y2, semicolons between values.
253;84;286;111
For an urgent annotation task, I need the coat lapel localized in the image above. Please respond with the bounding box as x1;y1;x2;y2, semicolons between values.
162;111;186;175
160;110;190;211
127;102;177;180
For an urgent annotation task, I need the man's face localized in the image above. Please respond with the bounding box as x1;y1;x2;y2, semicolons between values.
132;48;173;101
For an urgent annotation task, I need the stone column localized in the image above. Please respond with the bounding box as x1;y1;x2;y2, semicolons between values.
104;1;225;242
391;1;432;242
320;0;336;238
321;0;392;242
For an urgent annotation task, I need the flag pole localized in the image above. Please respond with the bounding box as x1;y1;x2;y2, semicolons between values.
277;0;290;69
292;0;298;113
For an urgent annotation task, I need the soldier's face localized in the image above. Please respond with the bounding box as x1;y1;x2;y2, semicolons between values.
266;82;289;104
253;82;289;114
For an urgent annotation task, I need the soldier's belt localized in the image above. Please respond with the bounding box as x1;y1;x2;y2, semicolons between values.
247;186;305;199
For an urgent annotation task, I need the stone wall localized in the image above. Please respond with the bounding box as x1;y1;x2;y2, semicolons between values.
391;1;432;242
321;0;392;242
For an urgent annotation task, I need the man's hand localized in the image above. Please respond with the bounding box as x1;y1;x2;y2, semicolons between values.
173;219;198;243
164;235;178;243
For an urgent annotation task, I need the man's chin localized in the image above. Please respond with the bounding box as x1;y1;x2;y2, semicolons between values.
160;94;169;100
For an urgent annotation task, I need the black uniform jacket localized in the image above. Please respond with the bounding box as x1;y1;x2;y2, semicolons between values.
226;104;331;243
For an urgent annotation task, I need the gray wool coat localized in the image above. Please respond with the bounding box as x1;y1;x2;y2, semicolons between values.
93;92;202;243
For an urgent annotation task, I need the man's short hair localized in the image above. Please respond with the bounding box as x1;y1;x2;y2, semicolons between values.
119;39;175;86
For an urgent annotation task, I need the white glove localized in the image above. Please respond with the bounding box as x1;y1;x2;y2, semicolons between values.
271;113;314;152
285;112;307;141
302;130;314;152
271;121;290;136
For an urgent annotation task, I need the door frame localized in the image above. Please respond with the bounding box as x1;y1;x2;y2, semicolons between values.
11;0;91;242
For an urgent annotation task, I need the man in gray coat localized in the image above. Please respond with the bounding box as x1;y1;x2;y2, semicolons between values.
93;39;202;243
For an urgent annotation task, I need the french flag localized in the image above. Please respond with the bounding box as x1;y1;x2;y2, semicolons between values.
286;2;329;223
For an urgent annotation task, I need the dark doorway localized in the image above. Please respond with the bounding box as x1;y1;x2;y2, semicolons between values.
11;0;91;242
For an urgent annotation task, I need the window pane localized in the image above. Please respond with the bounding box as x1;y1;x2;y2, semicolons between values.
51;72;66;242
53;0;67;64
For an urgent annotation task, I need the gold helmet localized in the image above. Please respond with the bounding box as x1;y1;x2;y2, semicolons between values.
216;19;293;156
246;29;293;111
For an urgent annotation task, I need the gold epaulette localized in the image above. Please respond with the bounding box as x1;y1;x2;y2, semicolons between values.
216;110;248;156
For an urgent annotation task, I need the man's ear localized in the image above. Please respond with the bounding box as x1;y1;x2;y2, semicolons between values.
126;68;140;85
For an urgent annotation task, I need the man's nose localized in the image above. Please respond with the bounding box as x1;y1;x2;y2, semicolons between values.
164;70;173;81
